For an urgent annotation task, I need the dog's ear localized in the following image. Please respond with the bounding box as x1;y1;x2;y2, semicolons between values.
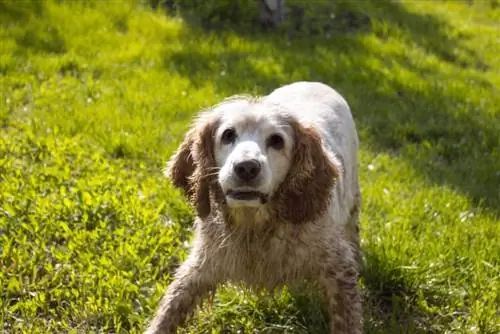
165;127;197;198
189;115;220;218
274;119;339;224
165;113;219;218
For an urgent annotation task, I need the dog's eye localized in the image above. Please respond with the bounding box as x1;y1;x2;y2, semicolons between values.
221;128;237;145
267;134;284;150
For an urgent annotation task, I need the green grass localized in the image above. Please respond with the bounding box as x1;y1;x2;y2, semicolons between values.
1;0;499;333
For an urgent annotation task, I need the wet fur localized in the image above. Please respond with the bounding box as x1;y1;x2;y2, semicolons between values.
147;82;362;333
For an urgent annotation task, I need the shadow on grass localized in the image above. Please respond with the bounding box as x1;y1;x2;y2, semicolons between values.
360;250;444;334
1;1;66;56
363;0;490;71
0;0;44;24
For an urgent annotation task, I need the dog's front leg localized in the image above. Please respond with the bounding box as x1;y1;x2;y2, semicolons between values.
145;255;216;334
321;246;362;334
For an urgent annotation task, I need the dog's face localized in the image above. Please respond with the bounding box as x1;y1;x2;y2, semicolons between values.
166;96;338;224
214;106;294;208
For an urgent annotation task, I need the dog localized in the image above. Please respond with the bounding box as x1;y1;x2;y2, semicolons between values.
146;81;362;333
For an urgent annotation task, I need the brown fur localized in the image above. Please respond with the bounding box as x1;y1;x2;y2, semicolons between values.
148;103;362;334
165;115;220;218
272;118;339;224
347;192;363;271
164;128;196;197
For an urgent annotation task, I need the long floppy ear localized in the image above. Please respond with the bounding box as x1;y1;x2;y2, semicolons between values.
274;120;340;224
165;114;219;218
165;127;197;198
188;116;219;218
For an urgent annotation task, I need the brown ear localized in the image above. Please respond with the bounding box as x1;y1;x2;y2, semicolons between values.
165;115;219;218
273;120;339;224
165;127;197;198
189;117;219;218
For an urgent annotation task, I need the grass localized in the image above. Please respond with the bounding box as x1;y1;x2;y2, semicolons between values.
0;0;499;333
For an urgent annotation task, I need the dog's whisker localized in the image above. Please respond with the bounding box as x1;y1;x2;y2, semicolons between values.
200;172;219;180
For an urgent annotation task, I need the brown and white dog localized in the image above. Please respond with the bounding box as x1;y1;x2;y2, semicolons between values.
146;82;362;333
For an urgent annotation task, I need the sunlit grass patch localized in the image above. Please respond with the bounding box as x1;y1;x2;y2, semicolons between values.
1;0;499;333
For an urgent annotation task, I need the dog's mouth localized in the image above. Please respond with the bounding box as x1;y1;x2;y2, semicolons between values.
226;190;268;203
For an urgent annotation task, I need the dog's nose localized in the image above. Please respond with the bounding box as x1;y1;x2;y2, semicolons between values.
234;159;261;182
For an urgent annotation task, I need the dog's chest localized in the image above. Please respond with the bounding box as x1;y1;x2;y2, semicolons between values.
211;224;318;288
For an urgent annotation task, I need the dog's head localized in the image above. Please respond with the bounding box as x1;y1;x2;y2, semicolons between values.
165;96;339;224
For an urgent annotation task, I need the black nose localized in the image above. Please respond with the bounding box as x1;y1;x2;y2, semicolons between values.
234;159;261;182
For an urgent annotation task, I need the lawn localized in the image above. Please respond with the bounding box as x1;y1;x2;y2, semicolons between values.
0;0;499;333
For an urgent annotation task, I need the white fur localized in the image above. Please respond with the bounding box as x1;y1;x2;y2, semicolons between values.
214;100;295;208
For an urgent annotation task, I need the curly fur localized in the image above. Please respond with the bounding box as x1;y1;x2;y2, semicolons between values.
272;117;339;225
147;82;362;334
